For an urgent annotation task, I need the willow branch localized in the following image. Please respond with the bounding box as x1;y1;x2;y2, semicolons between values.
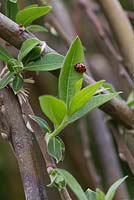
0;84;48;200
17;93;72;200
97;0;134;80
0;12;134;130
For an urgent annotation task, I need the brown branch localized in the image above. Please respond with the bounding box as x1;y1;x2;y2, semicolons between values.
84;74;134;129
89;109;129;200
0;84;48;200
79;118;101;188
97;0;134;80
17;93;72;200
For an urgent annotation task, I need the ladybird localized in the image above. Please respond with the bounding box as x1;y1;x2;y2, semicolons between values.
74;63;86;73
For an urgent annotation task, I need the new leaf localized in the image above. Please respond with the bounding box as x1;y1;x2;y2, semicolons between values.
18;38;40;61
39;95;67;127
69;80;104;115
59;37;84;107
25;53;64;71
16;5;52;26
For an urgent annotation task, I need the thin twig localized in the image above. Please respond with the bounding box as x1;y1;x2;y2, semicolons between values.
79;118;101;188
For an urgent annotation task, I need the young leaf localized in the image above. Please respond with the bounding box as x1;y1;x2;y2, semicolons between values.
24;53;64;71
29;115;51;133
9;0;17;2
26;25;48;33
68;93;118;124
59;37;84;107
127;90;134;109
74;78;83;94
85;188;96;200
18;38;40;61
12;75;23;94
0;45;12;62
96;189;105;200
16;5;52;26
57;169;87;200
105;176;128;200
22;46;42;65
69;80;104;116
39;95;67;127
47;136;65;163
48;169;66;189
6;0;19;21
0;72;14;89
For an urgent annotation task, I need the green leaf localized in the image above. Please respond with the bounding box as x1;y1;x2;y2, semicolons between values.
26;25;48;33
75;78;83;94
30;115;51;133
68;93;118;124
69;81;104;116
18;38;40;61
85;188;96;200
0;45;12;62
25;53;64;71
0;72;14;89
39;95;67;127
105;176;128;200
48;169;66;189
16;5;52;26
59;37;84;107
127;90;134;109
47;136;65;163
96;189;105;200
6;0;19;21
9;0;17;3
57;169;87;200
103;83;116;93
22;46;42;65
12;75;23;94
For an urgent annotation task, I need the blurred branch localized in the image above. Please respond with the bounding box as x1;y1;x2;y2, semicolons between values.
77;0;133;87
109;122;134;174
97;0;134;80
89;109;129;199
79;118;101;188
0;12;134;129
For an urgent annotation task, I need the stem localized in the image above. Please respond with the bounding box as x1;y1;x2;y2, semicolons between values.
51;118;68;137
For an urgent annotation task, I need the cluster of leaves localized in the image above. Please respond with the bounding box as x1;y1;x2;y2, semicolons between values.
0;38;63;93
30;37;118;163
48;168;127;200
6;0;51;33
